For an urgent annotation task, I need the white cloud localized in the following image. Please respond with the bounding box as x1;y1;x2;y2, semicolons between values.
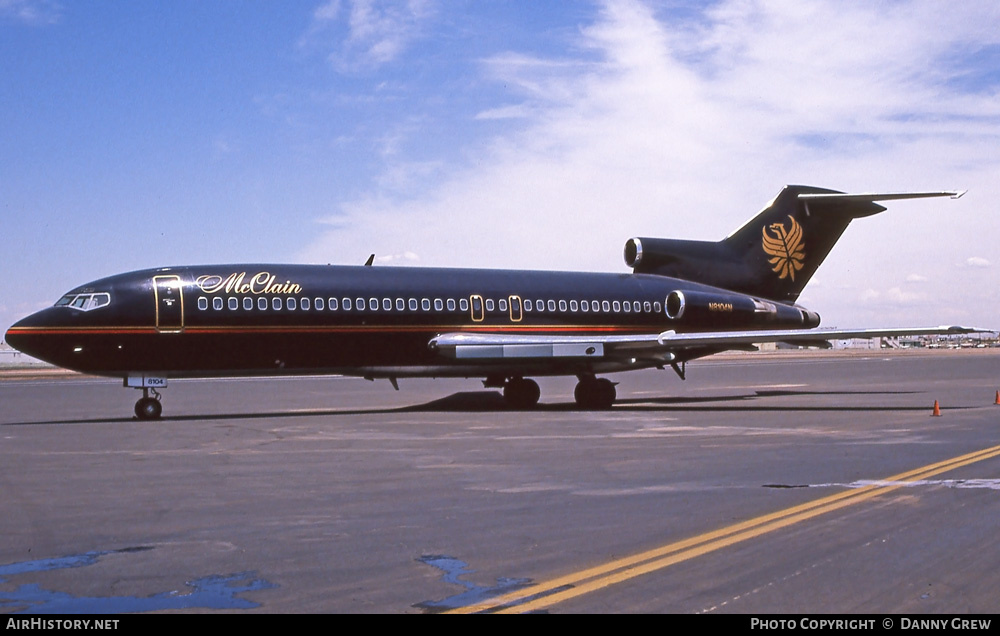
305;0;437;71
299;0;1000;327
0;0;60;25
885;286;928;304
857;286;928;307
475;104;535;121
964;256;991;268
313;0;340;22
374;251;419;264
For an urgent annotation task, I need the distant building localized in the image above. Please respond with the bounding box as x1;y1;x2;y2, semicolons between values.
0;343;46;366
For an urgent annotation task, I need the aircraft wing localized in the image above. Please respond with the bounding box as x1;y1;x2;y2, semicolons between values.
428;326;989;363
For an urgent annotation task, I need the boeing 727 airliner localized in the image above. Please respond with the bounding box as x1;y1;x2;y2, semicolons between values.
5;185;980;419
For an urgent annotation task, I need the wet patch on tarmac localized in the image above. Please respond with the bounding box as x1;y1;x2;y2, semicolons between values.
846;478;1000;490
764;478;1000;491
414;554;533;613
0;547;276;614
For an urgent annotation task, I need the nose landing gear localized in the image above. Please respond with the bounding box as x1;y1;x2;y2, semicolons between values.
134;387;163;420
126;376;167;420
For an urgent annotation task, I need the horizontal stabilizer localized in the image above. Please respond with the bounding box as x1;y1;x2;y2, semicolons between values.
798;191;966;204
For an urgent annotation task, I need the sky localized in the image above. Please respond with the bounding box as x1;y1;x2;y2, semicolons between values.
2;0;998;338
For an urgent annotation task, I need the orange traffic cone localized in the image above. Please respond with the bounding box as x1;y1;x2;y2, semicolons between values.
932;400;941;416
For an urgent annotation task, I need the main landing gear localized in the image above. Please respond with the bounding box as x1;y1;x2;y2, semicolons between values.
573;375;616;410
490;375;617;410
503;377;541;409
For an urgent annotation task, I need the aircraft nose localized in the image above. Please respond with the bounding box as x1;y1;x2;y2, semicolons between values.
5;309;54;359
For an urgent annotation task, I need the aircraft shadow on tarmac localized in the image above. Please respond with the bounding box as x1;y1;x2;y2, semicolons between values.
410;389;938;413
4;388;971;427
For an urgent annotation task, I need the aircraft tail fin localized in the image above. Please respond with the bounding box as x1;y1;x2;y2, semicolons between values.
624;186;963;303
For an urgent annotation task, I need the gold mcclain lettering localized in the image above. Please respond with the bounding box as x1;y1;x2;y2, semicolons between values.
196;272;303;295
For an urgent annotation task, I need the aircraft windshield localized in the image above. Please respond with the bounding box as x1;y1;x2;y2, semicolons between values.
55;292;111;311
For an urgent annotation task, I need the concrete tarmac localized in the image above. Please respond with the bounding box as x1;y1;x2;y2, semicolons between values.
1;349;999;614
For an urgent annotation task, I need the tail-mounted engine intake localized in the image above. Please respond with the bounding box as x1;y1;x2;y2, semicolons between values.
625;237;711;271
664;289;820;329
624;236;746;293
623;238;644;268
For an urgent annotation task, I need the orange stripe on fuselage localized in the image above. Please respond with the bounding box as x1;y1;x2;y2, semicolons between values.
5;327;157;335
6;324;658;336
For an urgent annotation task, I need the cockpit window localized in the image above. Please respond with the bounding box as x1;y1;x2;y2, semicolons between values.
57;292;111;311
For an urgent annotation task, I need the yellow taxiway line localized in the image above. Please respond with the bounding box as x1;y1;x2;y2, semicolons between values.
447;442;1000;613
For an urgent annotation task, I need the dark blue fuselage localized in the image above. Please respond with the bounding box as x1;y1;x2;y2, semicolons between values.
8;264;765;379
7;264;820;377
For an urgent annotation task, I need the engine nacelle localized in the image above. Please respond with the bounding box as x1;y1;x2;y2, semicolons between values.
664;289;820;329
625;237;715;271
624;237;749;292
623;238;644;268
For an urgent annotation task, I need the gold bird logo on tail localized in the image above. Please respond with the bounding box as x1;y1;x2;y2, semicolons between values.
762;216;805;281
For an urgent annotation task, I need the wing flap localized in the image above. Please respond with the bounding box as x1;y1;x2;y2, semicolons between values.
450;342;606;360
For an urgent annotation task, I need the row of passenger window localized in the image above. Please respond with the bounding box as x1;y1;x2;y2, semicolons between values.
197;296;464;312
195;295;663;315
